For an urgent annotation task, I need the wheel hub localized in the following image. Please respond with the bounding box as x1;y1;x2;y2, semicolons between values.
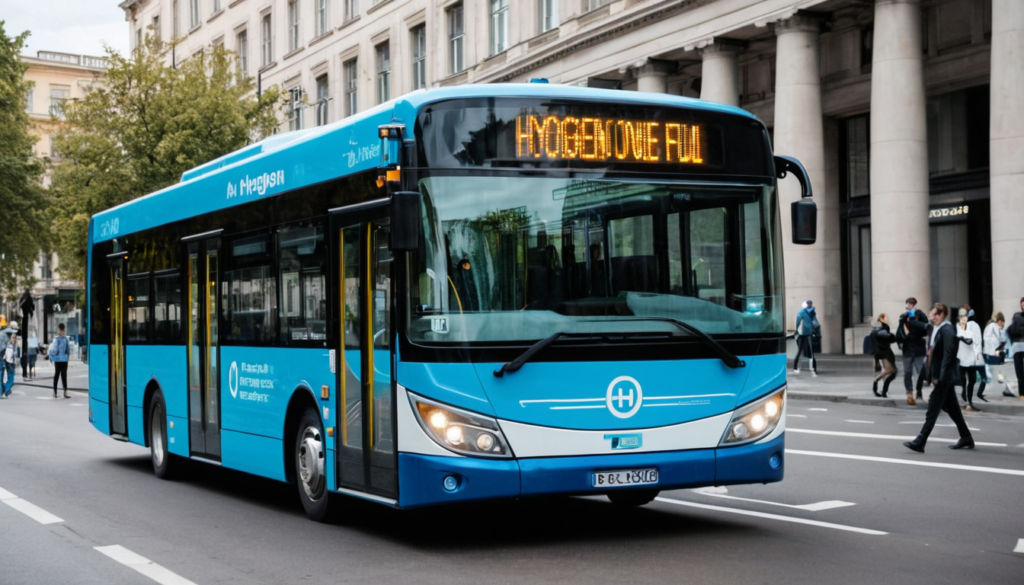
298;427;325;500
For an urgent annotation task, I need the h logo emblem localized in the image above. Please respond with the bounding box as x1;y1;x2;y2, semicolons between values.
606;376;643;418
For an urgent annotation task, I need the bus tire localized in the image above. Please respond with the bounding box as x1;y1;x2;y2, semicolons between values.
295;408;332;522
149;391;178;480
607;489;659;507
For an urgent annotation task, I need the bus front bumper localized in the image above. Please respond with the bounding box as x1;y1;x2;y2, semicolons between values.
394;434;784;509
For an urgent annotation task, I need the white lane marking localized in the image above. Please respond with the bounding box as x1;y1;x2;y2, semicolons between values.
898;422;981;431
653;497;886;535
786;449;1024;477
1;493;64;525
845;420;874;424
95;545;198;585
691;488;855;512
788;414;808;418
1014;539;1024;554
788;428;1006;447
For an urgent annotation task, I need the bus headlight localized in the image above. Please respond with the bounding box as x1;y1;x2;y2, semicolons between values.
409;392;513;458
719;387;785;446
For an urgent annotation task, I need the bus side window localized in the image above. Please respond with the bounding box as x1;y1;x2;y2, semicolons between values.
278;221;327;343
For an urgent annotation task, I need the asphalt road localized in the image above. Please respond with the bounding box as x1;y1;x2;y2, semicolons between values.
1;383;1022;584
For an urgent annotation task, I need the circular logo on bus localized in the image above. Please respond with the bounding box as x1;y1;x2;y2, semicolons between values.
606;376;643;419
229;361;239;398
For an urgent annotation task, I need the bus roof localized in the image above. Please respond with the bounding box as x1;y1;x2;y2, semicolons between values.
90;84;761;244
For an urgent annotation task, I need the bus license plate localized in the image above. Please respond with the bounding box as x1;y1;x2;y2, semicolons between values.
592;468;658;488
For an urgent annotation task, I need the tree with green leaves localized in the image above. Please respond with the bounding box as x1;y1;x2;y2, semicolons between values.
0;22;48;294
50;35;282;280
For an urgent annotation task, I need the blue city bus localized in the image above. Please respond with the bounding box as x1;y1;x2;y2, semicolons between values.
87;84;815;520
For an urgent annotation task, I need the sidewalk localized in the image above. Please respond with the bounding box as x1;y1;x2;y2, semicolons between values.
788;354;1024;416
9;355;89;393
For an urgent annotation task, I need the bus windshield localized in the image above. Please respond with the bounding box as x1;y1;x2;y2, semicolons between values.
407;173;783;345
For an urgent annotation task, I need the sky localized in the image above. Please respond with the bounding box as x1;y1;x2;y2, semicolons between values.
3;0;131;59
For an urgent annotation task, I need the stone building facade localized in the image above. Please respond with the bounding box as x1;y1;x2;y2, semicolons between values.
118;0;1024;353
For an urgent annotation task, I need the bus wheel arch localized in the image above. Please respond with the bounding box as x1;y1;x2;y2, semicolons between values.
141;378;162;449
145;381;178;480
282;386;320;486
284;385;333;522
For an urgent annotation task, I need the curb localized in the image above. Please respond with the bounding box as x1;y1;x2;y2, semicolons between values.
789;392;1024;416
10;381;87;393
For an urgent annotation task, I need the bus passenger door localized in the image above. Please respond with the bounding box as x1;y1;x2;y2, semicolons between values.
186;237;222;460
107;250;128;438
332;206;397;499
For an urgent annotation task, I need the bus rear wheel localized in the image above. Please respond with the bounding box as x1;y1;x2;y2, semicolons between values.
607;489;659;507
149;391;178;480
295;408;332;522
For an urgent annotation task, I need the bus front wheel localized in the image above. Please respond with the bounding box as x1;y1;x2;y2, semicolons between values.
149;391;178;480
295;408;332;522
607;489;659;507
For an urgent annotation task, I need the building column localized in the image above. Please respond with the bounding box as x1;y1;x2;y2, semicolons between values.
991;0;1024;316
869;0;930;320
774;13;840;352
633;59;674;94
699;40;743;106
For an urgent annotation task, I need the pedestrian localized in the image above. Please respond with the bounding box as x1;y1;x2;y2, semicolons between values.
982;312;1010;397
870;313;898;397
26;333;38;380
0;324;8;393
2;330;19;398
50;323;70;399
897;297;929;405
903;303;975;453
1007;297;1024;399
955;307;984;411
793;300;819;377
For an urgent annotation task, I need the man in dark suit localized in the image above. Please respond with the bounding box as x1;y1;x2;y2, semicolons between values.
903;303;975;453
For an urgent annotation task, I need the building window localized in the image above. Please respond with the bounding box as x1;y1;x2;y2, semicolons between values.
315;75;329;126
49;86;70;118
345;0;358;21
376;42;390;104
490;0;509;55
344;58;358;116
261;13;273;66
25;87;33;113
411;25;426;90
287;0;300;52
189;0;200;29
288;87;304;131
213;0;221;13
49;135;61;161
315;0;329;36
173;0;180;37
539;0;558;32
448;4;464;74
152;15;161;41
136;28;143;49
585;0;613;11
236;29;248;77
843;115;869;199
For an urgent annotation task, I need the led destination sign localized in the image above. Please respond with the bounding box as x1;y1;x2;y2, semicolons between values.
516;115;705;165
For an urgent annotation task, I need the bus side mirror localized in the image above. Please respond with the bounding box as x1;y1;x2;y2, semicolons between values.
391;191;422;251
791;199;817;245
775;155;817;245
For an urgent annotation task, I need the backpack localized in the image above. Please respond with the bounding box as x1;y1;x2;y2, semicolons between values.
3;345;13;364
862;333;874;355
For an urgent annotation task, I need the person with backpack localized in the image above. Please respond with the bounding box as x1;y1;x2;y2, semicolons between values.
2;330;19;398
903;303;975;453
1008;297;1024;398
870;313;898;397
50;323;70;399
793;300;819;376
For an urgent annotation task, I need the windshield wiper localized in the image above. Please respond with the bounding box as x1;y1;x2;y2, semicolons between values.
592;317;747;369
493;330;671;377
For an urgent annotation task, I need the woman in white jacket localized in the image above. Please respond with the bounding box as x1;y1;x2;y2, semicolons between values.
956;307;984;411
982;312;1006;399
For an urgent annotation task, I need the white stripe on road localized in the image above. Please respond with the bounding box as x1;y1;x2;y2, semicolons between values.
0;487;64;525
691;488;855;512
788;427;1007;447
786;449;1024;477
898;422;981;431
787;414;808;418
844;420;874;424
653;497;886;535
95;545;198;585
808;408;828;411
1014;539;1024;554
